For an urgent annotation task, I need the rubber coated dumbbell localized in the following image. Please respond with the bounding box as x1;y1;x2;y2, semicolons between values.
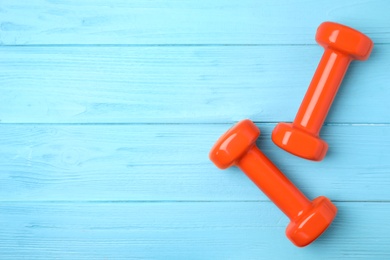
209;119;337;247
272;22;373;161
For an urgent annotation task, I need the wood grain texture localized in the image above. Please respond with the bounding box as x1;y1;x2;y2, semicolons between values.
0;45;387;123
1;0;389;258
1;201;389;259
1;124;389;202
0;0;388;45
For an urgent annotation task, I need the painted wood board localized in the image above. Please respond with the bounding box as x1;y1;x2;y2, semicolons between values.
1;124;389;202
0;0;388;45
0;45;386;123
1;201;389;259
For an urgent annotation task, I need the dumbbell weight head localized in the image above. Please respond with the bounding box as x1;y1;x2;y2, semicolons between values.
209;119;260;169
286;196;337;247
272;122;328;161
316;21;373;60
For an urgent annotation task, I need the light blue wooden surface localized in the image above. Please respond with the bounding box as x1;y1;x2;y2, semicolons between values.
1;0;389;259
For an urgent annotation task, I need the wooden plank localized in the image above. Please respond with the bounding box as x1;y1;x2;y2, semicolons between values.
0;0;388;45
0;45;386;123
0;201;389;259
1;124;389;201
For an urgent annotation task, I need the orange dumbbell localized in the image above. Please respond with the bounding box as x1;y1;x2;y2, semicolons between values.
272;22;373;161
209;119;337;247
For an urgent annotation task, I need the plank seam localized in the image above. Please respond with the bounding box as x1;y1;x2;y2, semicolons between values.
1;200;389;203
0;122;389;126
1;43;389;47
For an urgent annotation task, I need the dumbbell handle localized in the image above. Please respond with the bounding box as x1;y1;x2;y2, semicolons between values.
238;146;311;219
294;49;352;135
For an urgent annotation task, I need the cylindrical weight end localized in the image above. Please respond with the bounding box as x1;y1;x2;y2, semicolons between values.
209;119;260;169
286;196;337;247
272;123;328;161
